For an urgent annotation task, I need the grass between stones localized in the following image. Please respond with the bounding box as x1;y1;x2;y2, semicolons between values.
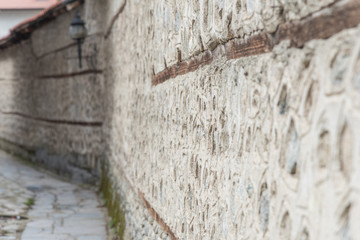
24;198;35;209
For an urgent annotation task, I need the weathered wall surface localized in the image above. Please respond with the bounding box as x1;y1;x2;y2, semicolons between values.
150;0;338;73
102;0;360;239
0;0;359;239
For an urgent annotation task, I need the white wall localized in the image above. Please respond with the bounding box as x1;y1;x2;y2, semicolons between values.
0;10;41;38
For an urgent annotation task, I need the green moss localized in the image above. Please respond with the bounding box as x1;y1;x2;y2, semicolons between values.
24;198;35;208
100;164;126;240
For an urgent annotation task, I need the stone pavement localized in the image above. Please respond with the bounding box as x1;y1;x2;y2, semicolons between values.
0;151;107;240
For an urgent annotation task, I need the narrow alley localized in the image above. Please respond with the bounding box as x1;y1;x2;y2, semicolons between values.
0;151;107;240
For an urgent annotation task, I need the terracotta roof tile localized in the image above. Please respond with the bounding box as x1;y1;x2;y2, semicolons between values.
0;0;83;49
0;0;60;10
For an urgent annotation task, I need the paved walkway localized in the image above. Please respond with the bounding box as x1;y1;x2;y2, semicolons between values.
0;151;107;240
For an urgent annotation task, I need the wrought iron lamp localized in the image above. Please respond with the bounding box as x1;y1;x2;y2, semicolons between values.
69;10;87;68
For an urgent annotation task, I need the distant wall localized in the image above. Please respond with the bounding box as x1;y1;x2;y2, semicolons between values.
0;4;104;184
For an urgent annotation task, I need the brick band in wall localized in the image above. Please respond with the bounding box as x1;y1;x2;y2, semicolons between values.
152;0;360;86
138;191;178;240
38;69;103;79
0;111;102;127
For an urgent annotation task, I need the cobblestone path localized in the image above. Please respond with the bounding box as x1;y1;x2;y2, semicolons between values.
0;151;107;240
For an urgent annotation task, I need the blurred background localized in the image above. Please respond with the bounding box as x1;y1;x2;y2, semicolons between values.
0;0;60;38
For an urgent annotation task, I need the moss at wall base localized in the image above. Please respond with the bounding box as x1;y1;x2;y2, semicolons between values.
100;163;126;240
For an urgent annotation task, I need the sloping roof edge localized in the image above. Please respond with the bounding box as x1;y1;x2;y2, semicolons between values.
0;0;60;10
0;0;84;50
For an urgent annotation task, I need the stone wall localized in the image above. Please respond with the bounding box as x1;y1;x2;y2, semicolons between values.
0;4;104;184
149;0;338;73
0;0;359;239
102;0;360;239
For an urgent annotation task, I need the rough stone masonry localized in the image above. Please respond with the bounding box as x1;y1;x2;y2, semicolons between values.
0;0;359;239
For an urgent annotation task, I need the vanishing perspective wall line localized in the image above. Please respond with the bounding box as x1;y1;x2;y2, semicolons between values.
0;111;103;127
152;0;360;85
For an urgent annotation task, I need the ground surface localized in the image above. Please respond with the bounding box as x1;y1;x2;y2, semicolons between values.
0;151;108;240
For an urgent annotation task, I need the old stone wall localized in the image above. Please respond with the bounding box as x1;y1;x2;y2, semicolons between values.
102;0;360;239
0;4;105;183
149;0;338;73
0;0;359;239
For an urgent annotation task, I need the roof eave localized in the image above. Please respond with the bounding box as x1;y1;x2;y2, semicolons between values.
0;0;84;50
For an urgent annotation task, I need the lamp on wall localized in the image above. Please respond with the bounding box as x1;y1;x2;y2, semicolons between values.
69;10;87;68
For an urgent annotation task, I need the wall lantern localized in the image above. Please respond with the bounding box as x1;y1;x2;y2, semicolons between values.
69;10;87;68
